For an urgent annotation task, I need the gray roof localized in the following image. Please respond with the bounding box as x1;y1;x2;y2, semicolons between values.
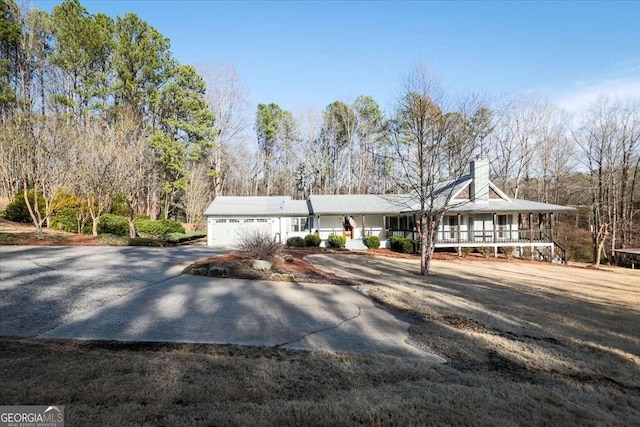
283;199;312;216
204;179;576;217
204;196;292;216
308;194;413;215
401;176;472;213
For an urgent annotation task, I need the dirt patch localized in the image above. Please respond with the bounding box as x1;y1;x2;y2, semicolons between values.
0;230;101;246
0;218;101;245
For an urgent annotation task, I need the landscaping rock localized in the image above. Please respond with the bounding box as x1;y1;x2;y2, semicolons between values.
252;259;272;271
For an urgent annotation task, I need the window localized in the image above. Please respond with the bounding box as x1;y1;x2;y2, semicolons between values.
229;219;239;223
497;215;509;227
446;216;458;239
291;217;307;232
244;219;254;223
497;214;510;239
256;219;269;223
215;219;227;223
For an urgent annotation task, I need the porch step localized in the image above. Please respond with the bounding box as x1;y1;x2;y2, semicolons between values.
345;239;368;251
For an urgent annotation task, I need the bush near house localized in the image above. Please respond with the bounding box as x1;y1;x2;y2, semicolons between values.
327;234;346;248
98;214;130;236
236;228;280;260
2;190;45;223
499;246;514;259
286;236;305;247
390;237;415;254
162;231;207;243
134;218;185;236
304;233;321;247
477;247;493;258
363;235;380;249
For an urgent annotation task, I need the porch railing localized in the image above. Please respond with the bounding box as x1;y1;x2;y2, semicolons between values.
385;227;553;244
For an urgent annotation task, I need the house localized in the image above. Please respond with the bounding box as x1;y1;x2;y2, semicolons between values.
204;158;576;261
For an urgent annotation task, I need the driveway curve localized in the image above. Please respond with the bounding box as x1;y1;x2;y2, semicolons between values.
0;246;441;361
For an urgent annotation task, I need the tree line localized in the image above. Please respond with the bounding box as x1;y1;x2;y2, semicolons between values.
1;0;638;264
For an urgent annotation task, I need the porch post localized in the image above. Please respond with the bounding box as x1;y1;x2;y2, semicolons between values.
529;212;534;242
493;212;497;243
413;214;416;241
549;212;554;242
457;213;461;243
383;215;386;240
362;215;365;239
539;213;544;241
482;216;486;242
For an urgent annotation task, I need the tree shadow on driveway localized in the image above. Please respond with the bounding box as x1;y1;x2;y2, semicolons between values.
0;246;439;360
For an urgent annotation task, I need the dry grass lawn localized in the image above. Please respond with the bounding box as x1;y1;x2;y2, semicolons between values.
1;253;639;425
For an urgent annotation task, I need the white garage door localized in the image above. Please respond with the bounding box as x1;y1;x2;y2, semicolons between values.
207;218;275;246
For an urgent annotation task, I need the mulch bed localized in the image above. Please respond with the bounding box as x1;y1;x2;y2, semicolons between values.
187;247;357;285
0;231;100;246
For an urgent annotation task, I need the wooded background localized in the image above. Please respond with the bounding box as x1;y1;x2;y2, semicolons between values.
1;0;638;263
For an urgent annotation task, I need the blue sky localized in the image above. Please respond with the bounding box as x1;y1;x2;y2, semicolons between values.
31;0;640;113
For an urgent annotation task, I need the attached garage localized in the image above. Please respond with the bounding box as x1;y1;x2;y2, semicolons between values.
207;218;275;246
204;196;311;246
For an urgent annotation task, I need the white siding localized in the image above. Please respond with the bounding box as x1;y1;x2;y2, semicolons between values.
207;217;276;245
317;215;344;240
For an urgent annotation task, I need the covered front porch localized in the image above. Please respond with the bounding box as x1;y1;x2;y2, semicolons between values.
385;212;557;244
384;212;566;262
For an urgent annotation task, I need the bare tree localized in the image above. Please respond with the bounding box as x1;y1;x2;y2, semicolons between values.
198;63;250;198
16;115;73;232
573;97;619;266
183;162;214;230
488;94;554;199
390;65;475;275
0;117;23;203
112;112;153;237
75;117;126;235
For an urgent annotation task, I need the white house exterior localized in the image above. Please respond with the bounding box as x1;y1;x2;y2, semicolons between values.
204;196;311;246
203;158;576;261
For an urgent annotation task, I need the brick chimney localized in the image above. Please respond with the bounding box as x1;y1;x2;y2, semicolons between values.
469;157;489;202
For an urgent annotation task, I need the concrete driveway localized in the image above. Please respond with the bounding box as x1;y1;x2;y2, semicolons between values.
0;246;440;361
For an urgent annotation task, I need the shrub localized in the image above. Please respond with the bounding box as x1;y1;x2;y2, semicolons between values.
134;218;185;236
499;246;514;259
2;190;45;223
98;213;129;236
49;192;91;233
236;228;280;260
390;236;414;254
286;236;305;247
304;233;321;247
96;234;128;246
477;246;493;258
327;234;346;248
460;247;472;257
163;231;207;243
363;235;380;249
109;194;129;217
128;237;164;247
